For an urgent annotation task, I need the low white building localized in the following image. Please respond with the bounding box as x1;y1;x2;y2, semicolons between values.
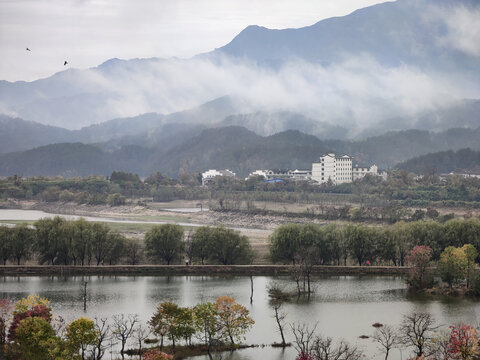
246;170;268;180
352;164;379;181
202;169;236;185
247;169;311;181
288;169;312;181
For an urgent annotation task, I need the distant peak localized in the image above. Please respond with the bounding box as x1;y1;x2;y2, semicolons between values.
98;58;124;68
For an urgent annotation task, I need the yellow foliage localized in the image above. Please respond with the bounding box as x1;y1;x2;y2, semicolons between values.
15;294;51;313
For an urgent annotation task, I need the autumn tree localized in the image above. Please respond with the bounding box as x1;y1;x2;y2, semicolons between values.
65;317;98;360
8;295;52;342
193;302;219;358
446;323;479;360
406;245;433;289
149;302;181;351
438;246;468;287
215;296;254;346
14;316;57;360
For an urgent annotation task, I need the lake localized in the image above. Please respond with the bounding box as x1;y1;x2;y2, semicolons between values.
1;275;478;360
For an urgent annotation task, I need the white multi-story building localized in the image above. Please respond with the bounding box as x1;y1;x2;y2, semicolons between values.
202;169;236;185
312;153;352;184
312;154;384;184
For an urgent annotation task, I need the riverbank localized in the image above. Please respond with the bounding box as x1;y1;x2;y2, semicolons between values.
0;265;410;276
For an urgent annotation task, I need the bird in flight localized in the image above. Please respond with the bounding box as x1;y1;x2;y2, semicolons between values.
26;47;31;51
64;61;68;66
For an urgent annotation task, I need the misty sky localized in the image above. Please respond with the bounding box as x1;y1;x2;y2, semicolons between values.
0;0;387;82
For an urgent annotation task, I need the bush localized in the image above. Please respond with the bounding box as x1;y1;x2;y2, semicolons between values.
107;193;126;206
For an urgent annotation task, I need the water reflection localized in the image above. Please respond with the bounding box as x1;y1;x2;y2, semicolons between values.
1;275;479;360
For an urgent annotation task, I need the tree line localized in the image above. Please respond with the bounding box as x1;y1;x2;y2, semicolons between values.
269;219;480;267
0;220;253;266
145;224;253;265
0;218;133;266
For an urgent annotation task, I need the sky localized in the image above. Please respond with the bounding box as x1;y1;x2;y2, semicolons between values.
0;0;387;82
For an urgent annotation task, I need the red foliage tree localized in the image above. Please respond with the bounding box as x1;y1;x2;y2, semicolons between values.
295;351;315;360
8;296;52;342
447;324;479;359
407;245;433;289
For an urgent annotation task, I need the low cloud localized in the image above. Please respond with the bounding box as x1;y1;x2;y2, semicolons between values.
73;54;474;134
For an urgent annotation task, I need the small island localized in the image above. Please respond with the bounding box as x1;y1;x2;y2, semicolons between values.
406;244;479;297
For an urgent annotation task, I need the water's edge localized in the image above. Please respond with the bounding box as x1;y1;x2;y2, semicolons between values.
0;265;411;276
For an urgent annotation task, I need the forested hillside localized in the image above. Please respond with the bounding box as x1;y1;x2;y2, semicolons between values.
396;148;480;175
2;126;480;177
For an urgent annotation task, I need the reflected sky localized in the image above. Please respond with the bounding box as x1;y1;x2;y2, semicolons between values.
1;275;479;360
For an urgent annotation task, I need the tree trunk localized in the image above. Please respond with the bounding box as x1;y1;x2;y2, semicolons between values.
274;306;286;346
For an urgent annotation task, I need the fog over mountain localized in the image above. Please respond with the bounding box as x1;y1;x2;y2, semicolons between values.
0;0;479;137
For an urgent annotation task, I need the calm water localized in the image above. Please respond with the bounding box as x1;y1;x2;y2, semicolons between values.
1;275;479;360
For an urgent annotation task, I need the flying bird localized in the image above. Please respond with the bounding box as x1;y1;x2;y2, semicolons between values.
26;47;31;51
64;61;68;66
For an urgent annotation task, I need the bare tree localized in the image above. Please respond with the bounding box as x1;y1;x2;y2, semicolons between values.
399;312;438;358
273;302;287;346
372;324;401;360
91;317;111;360
112;314;139;359
311;336;364;360
290;322;317;354
268;283;288;346
132;323;151;360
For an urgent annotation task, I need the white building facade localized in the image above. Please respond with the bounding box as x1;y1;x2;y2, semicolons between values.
352;164;379;181
312;153;352;185
202;169;236;185
312;153;383;185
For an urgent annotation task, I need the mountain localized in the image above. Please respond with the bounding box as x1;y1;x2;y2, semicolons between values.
73;112;165;144
326;127;480;169
216;0;479;73
220;111;348;139
0;143;149;177
0;127;330;178
396;148;480;174
0;115;74;153
1;0;479;132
